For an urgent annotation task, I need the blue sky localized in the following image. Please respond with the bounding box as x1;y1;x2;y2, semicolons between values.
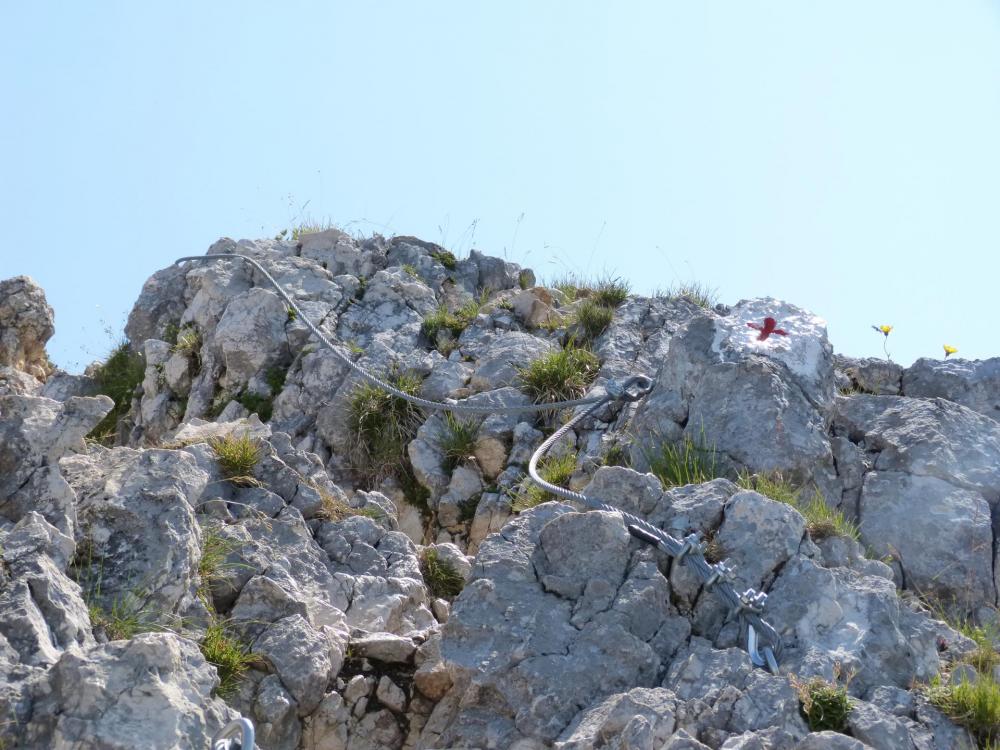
2;2;999;371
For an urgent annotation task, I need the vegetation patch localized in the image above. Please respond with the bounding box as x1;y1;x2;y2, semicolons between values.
88;593;159;642
347;370;424;487
209;433;262;486
87;340;146;445
421;300;481;351
438;413;480;472
593;276;630;307
200;619;255;698
658;282;719;309
315;489;385;522
925;674;1000;747
516;345;600;404
512;451;577;512
794;671;853;733
575;299;615;341
429;249;458;269
647;435;718;488
738;472;860;541
420;548;465;599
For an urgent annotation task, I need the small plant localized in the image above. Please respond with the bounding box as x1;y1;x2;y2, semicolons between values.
315;489;385;522
659;282;718;309
925;674;1000;746
209;433;262;486
593;276;630;307
575;299;615;341
347;370;424;486
421;301;481;350
647;435;718;488
549;273;589;302
738;472;860;541
264;365;288;395
794;670;853;733
516;345;600;403
518;269;533;290
88;593;159;641
236;391;274;422
87;340;146;445
871;324;893;361
200;619;255;697
292;221;336;240
512;451;577;512
429;249;458;269
601;441;630;468
402;263;420;278
286;306;298;322
438;413;480;472
420;548;465;599
171;325;201;358
198;527;243;591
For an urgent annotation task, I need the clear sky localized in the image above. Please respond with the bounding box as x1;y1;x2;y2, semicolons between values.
2;2;999;372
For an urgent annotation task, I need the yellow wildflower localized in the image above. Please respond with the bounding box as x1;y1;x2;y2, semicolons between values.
871;324;893;336
943;344;957;358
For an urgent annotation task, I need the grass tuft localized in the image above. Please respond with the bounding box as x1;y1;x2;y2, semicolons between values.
200;619;255;698
658;282;719;309
88;594;159;641
926;674;1000;746
429;249;458;269
315;489;385;522
87;340;146;445
512;452;577;512
593;276;630;307
420;548;465;599
575;299;615;341
647;435;718;488
421;301;481;351
738;472;860;541
209;433;262;486
347;370;424;486
794;671;853;733
516;345;600;404
438;413;480;472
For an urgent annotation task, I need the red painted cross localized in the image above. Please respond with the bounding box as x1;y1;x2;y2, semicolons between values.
747;317;788;341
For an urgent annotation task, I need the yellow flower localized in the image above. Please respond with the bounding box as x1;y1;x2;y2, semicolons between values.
871;324;893;336
943;344;957;358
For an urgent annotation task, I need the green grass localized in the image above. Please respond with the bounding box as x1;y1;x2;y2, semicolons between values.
516;345;600;403
420;548;465;599
403;263;420;278
198;526;244;591
593;276;630;307
549;273;588;302
88;595;158;641
658;282;719;309
512;451;577;512
87;340;146;445
738;472;861;541
647;435;718;488
575;299;615;341
429;249;458;269
292;221;337;240
209;433;262;486
421;300;481;350
438;413;480;472
795;674;853;733
315;489;386;522
200;619;255;697
601;442;630;468
171;325;201;357
347;370;424;486
926;674;1000;746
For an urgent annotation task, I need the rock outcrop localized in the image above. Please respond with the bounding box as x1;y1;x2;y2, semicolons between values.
0;232;995;749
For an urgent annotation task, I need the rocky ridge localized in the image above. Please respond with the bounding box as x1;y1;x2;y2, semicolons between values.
0;230;998;749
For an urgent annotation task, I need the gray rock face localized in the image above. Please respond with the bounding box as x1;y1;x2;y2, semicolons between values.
23;633;237;749
215;287;291;387
832;395;1000;611
0;394;112;535
835;355;903;396
630;301;836;489
0;275;55;380
903;356;1000;422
